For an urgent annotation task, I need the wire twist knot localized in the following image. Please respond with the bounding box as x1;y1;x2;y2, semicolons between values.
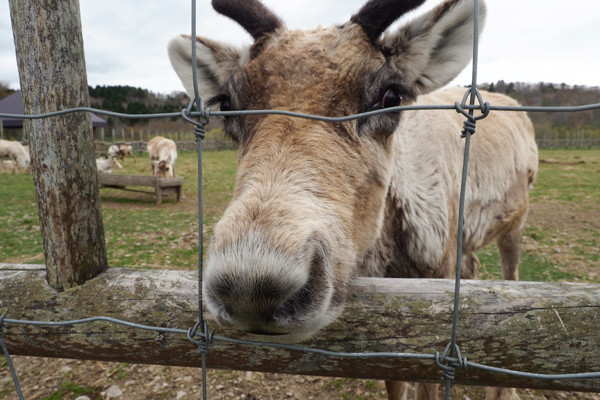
182;97;210;142
435;343;467;381
455;87;490;138
187;320;214;355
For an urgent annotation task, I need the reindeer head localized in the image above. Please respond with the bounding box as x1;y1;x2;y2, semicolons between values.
157;160;174;178
169;0;485;342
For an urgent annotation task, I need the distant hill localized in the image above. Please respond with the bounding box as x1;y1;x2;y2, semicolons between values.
3;81;599;142
88;85;189;130
0;82;191;132
478;81;600;141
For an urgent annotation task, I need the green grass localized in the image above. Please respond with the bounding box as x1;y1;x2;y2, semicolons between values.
0;149;237;269
99;149;237;269
0;148;597;281
0;174;44;263
476;245;578;282
530;148;600;204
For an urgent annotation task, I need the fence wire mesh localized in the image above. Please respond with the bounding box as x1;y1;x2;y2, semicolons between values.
1;0;600;399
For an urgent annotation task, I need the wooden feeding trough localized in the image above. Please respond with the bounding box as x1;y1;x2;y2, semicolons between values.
98;173;183;205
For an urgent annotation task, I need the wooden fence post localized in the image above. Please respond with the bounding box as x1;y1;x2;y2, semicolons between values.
9;0;108;290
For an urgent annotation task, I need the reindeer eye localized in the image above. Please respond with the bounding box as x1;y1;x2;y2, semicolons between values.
369;85;403;111
208;94;233;113
381;87;402;109
220;97;232;112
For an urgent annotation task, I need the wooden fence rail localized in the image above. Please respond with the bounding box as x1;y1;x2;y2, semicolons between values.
1;264;599;392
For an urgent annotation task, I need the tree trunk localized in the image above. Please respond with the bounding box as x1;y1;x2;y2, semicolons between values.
8;0;108;290
1;264;599;392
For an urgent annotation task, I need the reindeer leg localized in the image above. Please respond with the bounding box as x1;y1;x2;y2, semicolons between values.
497;227;523;281
385;381;408;400
416;383;438;400
461;252;480;280
485;387;520;400
485;226;524;399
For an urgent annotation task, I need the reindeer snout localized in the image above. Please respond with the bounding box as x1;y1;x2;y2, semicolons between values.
203;233;339;339
205;271;309;334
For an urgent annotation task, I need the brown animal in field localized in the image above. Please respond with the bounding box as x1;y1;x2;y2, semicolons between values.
108;144;136;163
147;136;177;178
0;139;30;173
169;0;538;399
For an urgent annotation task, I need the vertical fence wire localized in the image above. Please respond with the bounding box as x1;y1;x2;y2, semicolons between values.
441;1;481;397
190;1;210;399
0;317;24;400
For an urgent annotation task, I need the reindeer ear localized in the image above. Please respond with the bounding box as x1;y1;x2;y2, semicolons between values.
168;35;249;99
381;0;486;95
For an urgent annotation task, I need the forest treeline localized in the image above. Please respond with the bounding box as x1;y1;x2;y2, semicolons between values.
1;81;599;140
88;85;189;129
84;82;600;139
478;81;600;140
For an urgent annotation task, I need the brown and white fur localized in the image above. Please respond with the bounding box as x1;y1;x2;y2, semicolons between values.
147;136;177;178
168;1;538;399
0;139;31;174
108;144;136;163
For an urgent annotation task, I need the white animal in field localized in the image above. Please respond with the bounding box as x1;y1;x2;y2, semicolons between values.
108;144;136;163
0;139;30;173
96;156;123;174
169;0;538;399
147;136;177;178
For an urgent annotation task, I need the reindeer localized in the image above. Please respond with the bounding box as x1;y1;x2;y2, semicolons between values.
168;1;538;399
147;136;177;178
108;144;136;163
0;139;30;173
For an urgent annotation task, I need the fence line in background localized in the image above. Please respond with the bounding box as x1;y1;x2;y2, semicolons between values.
5;103;600;149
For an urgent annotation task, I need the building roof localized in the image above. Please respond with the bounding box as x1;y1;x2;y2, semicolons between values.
0;91;108;128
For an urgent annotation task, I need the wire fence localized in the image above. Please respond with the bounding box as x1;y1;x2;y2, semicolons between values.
1;0;600;399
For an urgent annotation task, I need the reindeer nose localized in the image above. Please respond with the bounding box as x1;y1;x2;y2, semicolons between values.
206;272;308;333
203;228;336;337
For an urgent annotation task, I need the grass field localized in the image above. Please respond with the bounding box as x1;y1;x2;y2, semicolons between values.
1;147;599;400
476;148;600;283
0;149;237;269
1;148;598;283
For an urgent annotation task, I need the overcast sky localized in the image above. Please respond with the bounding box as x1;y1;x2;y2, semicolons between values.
1;1;599;96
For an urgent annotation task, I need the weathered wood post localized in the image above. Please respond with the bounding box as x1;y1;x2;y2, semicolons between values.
9;0;108;290
2;267;600;392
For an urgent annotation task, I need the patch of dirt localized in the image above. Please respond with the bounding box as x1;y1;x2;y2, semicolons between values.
3;356;600;400
97;189;196;213
1;357;392;400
